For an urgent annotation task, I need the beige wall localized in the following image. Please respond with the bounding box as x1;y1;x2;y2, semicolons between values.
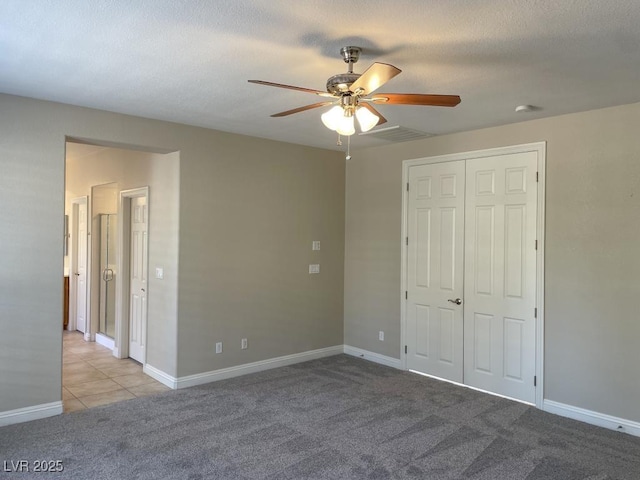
344;102;640;423
175;129;346;376
65;145;180;376
0;93;344;413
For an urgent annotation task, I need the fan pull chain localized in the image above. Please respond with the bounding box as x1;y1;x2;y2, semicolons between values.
335;133;351;160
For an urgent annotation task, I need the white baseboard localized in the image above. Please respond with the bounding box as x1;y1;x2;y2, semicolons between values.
0;402;63;427
176;345;344;389
143;363;178;389
543;399;640;437
343;345;403;369
95;333;114;350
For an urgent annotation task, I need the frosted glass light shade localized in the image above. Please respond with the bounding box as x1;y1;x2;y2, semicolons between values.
355;106;380;132
321;106;343;131
336;115;355;136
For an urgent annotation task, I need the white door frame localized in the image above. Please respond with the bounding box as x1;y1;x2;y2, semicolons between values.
114;186;150;362
401;142;546;408
69;196;90;335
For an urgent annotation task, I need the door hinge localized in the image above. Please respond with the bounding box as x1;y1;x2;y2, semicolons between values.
406;237;408;246
407;182;410;192
405;345;408;354
534;307;537;318
405;291;408;300
535;240;538;250
534;376;537;387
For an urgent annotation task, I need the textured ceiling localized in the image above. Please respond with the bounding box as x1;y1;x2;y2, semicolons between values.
2;0;640;151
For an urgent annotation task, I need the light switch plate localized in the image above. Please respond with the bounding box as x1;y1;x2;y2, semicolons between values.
309;264;320;274
312;241;321;251
155;267;164;279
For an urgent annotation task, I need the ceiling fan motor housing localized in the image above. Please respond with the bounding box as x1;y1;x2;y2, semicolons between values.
326;73;361;94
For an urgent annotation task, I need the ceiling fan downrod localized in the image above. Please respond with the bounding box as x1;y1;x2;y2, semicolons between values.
340;46;361;74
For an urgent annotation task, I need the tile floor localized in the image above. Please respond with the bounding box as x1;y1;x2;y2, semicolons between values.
63;330;170;413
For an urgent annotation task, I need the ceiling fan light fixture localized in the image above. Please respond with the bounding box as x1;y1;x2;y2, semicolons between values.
322;105;356;136
321;105;343;131
355;106;379;132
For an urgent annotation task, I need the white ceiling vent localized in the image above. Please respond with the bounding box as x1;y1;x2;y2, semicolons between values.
358;125;434;143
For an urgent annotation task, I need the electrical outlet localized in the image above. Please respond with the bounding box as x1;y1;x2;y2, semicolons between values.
309;264;320;274
379;331;384;341
215;342;223;354
241;338;248;349
312;241;321;251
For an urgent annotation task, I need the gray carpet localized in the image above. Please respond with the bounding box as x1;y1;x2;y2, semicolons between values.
1;355;639;479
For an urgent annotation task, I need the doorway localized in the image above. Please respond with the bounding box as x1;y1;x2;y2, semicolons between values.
63;141;178;410
69;196;89;336
114;187;149;364
401;143;545;406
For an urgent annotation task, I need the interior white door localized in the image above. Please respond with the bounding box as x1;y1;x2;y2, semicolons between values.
406;160;465;382
463;152;538;403
75;201;88;334
129;196;148;363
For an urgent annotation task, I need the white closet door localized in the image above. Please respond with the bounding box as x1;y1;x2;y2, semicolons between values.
75;201;88;333
129;196;148;363
463;151;538;403
406;160;465;383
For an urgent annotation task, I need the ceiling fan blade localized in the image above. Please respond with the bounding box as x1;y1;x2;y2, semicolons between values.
349;62;402;96
359;103;387;126
270;101;335;117
248;80;332;96
371;93;461;107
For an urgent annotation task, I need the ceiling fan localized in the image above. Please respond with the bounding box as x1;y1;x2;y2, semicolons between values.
248;46;461;138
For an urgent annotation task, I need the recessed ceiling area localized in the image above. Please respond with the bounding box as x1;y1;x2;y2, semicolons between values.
2;0;640;150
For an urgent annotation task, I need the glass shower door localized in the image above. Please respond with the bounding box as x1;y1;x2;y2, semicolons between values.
99;214;117;338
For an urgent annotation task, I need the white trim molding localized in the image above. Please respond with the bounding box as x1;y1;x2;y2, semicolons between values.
153;345;342;390
143;363;178;389
0;402;63;427
544;400;640;438
95;333;114;350
343;345;403;369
